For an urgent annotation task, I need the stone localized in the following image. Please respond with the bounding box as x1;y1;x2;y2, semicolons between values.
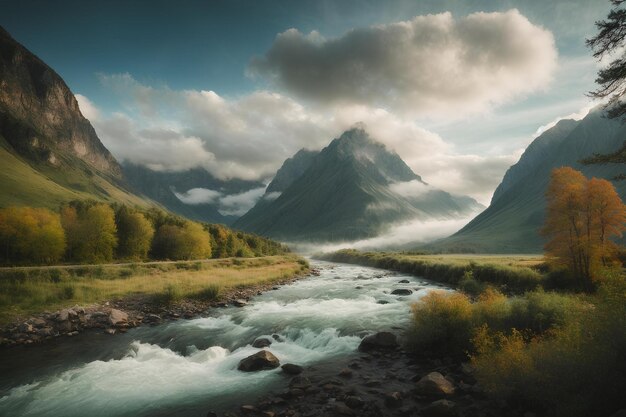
37;327;54;337
238;350;280;372
233;299;248;307
240;405;257;413
252;337;272;348
421;399;458;417
104;328;116;335
18;323;33;333
377;300;390;305
281;363;303;375
143;314;161;323
338;368;353;378
109;309;128;326
415;372;456;397
384;391;402;407
398;280;410;283
391;289;412;296
30;318;47;328
358;332;398;352
57;309;70;322
345;396;365;409
289;376;312;389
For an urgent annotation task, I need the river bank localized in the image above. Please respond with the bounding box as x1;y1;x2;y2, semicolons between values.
0;255;310;348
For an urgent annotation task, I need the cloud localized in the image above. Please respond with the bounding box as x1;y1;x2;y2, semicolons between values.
173;188;221;205
75;94;101;121
217;187;266;216
173;186;266;217
80;75;519;205
249;9;557;116
389;180;430;197
291;215;480;254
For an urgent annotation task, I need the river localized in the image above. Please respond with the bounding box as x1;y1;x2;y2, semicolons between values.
0;260;447;417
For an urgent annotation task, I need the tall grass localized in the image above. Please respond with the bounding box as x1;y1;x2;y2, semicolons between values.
320;250;544;294
0;255;307;323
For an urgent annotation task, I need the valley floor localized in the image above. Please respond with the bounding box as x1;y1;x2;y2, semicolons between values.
0;255;309;346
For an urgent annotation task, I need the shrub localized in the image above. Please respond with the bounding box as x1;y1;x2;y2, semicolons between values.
157;284;182;305
409;291;474;358
195;284;221;301
471;275;626;417
458;270;485;296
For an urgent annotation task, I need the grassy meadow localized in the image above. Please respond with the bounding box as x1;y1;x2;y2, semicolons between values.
0;255;308;324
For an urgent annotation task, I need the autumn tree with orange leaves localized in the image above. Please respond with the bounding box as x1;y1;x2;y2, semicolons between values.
543;167;626;290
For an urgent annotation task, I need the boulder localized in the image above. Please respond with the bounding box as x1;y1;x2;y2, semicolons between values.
421;399;458;417
238;350;280;372
109;309;128;326
281;363;303;375
252;337;272;348
57;309;70;322
30;318;47;328
233;299;248;307
391;289;412;296
398;280;410;283
415;372;456;397
358;332;398;352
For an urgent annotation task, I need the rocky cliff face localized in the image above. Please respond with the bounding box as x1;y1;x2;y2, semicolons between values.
0;25;120;176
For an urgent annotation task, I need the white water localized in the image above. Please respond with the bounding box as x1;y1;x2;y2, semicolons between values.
0;261;446;417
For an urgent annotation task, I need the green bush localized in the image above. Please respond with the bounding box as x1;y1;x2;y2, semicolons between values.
195;284;221;301
157;284;182;305
458;270;485;296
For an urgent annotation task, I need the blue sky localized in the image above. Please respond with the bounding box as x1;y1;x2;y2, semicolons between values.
0;0;612;204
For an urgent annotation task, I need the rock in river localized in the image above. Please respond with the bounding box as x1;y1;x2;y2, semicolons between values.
252;337;272;348
238;350;280;372
281;363;303;375
358;331;398;352
391;289;412;296
421;399;458;417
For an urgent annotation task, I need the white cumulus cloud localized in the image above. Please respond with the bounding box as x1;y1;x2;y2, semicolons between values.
249;9;558;116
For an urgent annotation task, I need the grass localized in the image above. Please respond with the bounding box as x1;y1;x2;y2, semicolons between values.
0;255;308;324
318;249;544;294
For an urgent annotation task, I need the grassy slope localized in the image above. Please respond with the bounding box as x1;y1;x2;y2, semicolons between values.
0;136;148;209
0;255;308;324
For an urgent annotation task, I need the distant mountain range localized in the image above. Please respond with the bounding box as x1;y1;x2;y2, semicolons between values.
234;128;483;242
427;108;626;253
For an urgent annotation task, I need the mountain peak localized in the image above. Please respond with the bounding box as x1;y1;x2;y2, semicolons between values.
0;25;121;177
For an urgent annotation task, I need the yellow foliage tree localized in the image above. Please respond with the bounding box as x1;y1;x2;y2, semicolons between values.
152;221;211;260
115;207;155;260
543;167;626;289
61;203;118;263
0;207;66;264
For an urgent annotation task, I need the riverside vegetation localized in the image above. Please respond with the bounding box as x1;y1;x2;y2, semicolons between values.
319;167;626;417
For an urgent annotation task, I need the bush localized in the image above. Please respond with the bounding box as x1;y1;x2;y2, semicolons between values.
157;284;182;305
195;284;221;301
408;288;580;359
458;270;485;296
409;291;474;358
471;275;626;417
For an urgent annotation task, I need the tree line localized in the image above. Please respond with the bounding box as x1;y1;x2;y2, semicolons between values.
0;201;288;265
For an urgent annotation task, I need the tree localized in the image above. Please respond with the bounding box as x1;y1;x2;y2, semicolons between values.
543;167;626;289
115;206;155;260
584;0;626;172
0;207;66;264
151;221;211;260
61;203;118;263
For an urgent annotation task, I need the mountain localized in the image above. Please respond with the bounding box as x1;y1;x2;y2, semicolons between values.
0;25;145;208
234;128;483;242
122;163;264;224
265;149;318;195
428;108;626;253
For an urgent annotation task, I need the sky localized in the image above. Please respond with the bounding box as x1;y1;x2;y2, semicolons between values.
0;0;611;206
